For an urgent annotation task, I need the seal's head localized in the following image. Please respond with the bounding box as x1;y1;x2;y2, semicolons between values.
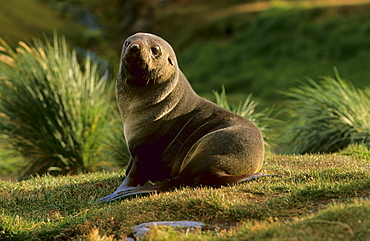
119;33;178;86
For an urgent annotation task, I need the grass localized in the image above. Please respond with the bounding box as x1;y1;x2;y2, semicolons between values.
0;140;25;180
0;0;85;45
2;1;370;107
168;2;370;106
145;200;370;240
281;69;370;154
0;150;369;240
0;37;119;178
0;2;369;238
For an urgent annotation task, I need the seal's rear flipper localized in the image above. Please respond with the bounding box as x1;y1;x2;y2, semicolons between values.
190;169;279;187
228;173;279;184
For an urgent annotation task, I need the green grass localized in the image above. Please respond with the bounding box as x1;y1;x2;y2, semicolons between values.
0;3;369;238
0;37;121;178
0;0;85;45
0;139;25;180
281;69;370;153
2;1;370;108
169;3;370;106
0;151;369;240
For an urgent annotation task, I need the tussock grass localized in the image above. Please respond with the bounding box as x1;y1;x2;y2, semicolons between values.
0;153;369;240
0;37;119;178
282;69;370;154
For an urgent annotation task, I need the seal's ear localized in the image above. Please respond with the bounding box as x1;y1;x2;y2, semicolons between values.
168;57;173;66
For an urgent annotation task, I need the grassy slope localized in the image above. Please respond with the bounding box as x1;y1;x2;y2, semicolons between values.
2;0;370;105
153;1;370;106
1;151;369;240
0;2;369;239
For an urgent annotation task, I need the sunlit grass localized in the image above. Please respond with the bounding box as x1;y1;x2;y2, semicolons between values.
0;153;369;240
0;36;120;178
281;69;370;153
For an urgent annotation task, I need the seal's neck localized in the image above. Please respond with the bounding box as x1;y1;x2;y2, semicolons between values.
118;70;200;144
117;70;198;120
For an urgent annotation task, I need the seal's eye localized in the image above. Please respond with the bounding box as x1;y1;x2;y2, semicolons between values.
124;41;130;47
151;46;160;57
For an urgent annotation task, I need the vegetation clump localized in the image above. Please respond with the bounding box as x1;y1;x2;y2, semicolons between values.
0;37;117;178
282;69;370;154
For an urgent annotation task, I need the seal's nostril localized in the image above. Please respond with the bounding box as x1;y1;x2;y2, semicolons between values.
130;43;140;50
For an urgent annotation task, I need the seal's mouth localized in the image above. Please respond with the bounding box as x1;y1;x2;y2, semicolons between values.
122;42;152;86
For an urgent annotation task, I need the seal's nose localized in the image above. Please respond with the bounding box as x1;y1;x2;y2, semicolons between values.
130;43;140;50
124;41;142;57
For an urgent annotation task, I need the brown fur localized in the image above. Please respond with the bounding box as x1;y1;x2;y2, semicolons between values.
98;33;267;202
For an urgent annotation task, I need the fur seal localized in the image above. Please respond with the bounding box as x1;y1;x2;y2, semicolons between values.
98;33;268;202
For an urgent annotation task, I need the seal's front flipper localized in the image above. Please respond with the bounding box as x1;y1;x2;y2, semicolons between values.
96;188;148;203
96;182;175;203
96;192;121;203
96;188;150;203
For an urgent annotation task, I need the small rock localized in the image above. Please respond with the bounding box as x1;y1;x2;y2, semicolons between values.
124;238;135;241
131;221;204;239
